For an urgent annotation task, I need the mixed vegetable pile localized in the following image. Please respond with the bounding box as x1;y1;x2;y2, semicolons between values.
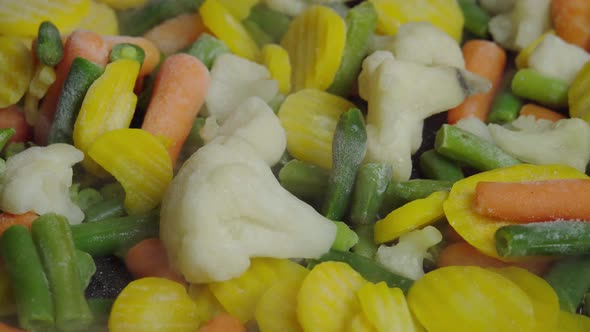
1;0;590;331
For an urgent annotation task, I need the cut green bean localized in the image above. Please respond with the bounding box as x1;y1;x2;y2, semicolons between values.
495;221;590;257
87;298;114;326
487;91;523;124
84;198;126;223
545;257;590;313
322;108;367;220
71;212;159;256
419;149;464;182
32;214;93;331
349;163;392;225
511;69;569;108
76;250;97;291
36;21;64;67
457;0;490;38
76;188;104;212
310;250;414;293
109;43;146;65
49;57;104;144
117;0;205;36
0;128;15;151
99;182;126;201
183;33;230;69
279;159;329;204
331;221;359;252
245;4;291;42
352;224;378;259
380;179;454;215
1;225;54;331
243;20;273;47
327;1;378;97
435;124;521;171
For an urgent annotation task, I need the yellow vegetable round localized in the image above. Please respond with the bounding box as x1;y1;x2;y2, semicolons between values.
443;164;588;259
109;277;199;332
569;61;590;122
408;266;535;332
0;37;34;108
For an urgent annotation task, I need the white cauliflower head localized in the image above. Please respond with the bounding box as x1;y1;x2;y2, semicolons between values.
0;144;84;224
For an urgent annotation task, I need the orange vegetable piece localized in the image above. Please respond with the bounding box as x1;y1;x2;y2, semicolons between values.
0;212;38;237
143;14;208;55
0;106;31;143
197;313;246;332
124;238;186;286
551;0;590;52
519;103;566;122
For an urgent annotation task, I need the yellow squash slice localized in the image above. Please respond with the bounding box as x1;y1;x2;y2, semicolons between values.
357;282;420;332
261;44;292;95
0;37;34;108
76;1;119;36
569;61;590;122
188;284;225;326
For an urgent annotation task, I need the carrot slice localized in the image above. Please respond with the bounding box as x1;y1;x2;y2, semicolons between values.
197;313;246;332
551;0;590;52
0;106;31;143
141;54;209;166
0;322;25;332
447;40;506;124
103;35;160;77
35;30;109;145
0;212;38;236
143;13;207;55
519;103;566;122
473;179;590;222
124;238;186;286
438;242;551;275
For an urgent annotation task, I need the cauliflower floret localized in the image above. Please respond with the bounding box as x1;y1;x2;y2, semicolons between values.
160;98;336;283
205;54;278;123
455;117;494;143
528;34;590;85
376;226;443;280
489;0;551;51
0;144;84;224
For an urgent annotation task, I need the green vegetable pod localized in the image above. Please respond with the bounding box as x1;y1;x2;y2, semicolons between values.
544;257;590;313
380;179;453;215
36;21;64;67
245;4;291;42
331;221;359;252
71;212;159;256
1;225;54;331
279;159;329;204
48;57;104;144
322;108;368;221
117;0;206;36
457;0;490;38
243;20;273;47
183;33;230;69
419;149;464;182
32;214;93;332
327;1;378;97
495;221;590;257
311;250;414;294
487;91;523;124
435;124;521;171
0;128;16;151
109;43;146;65
511;68;569;108
352;224;378;259
84;197;126;223
349;162;392;225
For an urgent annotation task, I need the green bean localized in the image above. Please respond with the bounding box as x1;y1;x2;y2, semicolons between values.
279;159;329;204
76;250;97;291
0;128;15;152
242;20;273;47
419;149;464;182
349;163;392;225
245;4;291;42
495;221;590;257
76;187;104;212
511;69;569;108
1;225;54;330
84;198;126;223
183;33;230;69
87;298;114;326
71;212;159;256
109;43;146;65
457;0;490;38
117;0;205;36
545;257;590;313
380;179;453;215
331;221;359;252
435;124;521;171
310;250;414;293
32;214;93;331
36;21;64;66
352;224;378;259
322;108;367;220
487;92;523;124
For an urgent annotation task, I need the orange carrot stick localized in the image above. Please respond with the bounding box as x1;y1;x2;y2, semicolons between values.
0;212;39;237
141;54;209;166
124;238;187;286
519;103;566;122
35;30;110;145
0;106;31;143
438;242;550;275
447;40;506;124
197;313;246;332
0;322;25;332
551;0;590;52
143;13;208;55
473;179;590;222
103;36;161;77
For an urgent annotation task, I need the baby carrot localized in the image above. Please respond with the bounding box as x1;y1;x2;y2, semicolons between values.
143;13;208;55
124;238;186;286
35;30;110;145
0;212;38;237
0;322;25;332
438;242;550;275
141;54;209;165
197;313;246;332
103;36;160;77
473;179;590;222
519;103;566;122
0;106;31;143
551;0;590;52
447;40;506;124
